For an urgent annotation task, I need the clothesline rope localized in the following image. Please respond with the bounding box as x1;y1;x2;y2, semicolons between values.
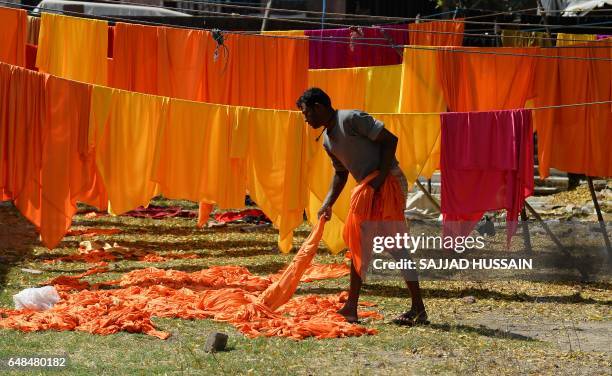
12;5;612;62
127;0;612;30
12;2;612;44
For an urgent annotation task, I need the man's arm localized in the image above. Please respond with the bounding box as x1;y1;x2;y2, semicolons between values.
369;128;398;191
319;170;349;219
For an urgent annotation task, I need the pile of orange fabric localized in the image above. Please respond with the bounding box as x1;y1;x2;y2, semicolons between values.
0;264;377;340
0;220;373;340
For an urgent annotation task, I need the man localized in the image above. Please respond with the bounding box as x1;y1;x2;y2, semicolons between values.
297;87;428;325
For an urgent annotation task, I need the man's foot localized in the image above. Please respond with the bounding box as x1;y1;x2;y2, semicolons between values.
337;304;359;323
392;308;429;326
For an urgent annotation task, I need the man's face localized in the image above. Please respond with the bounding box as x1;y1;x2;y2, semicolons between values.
300;103;325;129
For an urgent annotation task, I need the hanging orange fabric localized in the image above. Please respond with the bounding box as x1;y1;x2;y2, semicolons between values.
3;65;45;218
399;47;447;112
436;47;537;111
203;32;309;109
532;41;612;178
409;20;464;46
33;76;106;248
343;172;405;278
245;109;312;252
258;217;326;311
36;13;108;85
89;86;168;214
109;23;158;95
0;7;26;66
153;100;247;209
0;64;105;248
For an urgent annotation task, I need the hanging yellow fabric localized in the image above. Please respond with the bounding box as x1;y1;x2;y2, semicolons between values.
36;13;108;85
261;30;305;37
398;47;447;113
307;65;402;113
153;100;247;210
246;109;311;253
556;33;597;46
501;30;553;47
306;114;442;254
89;86;168;214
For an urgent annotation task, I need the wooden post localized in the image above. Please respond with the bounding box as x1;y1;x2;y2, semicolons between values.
587;177;611;262
415;179;441;212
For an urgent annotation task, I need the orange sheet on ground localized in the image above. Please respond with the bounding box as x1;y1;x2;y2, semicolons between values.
109;22;158;95
531;42;612;178
436;47;537;111
0;254;378;340
89;86;168;214
344;172;405;278
36;13;108;85
409;20;464;46
0;7;26;66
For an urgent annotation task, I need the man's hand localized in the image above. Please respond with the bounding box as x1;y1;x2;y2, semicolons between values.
318;205;332;220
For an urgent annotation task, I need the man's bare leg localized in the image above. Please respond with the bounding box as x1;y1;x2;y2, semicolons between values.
337;260;361;323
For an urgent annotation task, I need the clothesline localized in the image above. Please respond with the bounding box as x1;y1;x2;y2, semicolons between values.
141;0;612;30
13;2;612;44
107;0;612;31
11;5;612;62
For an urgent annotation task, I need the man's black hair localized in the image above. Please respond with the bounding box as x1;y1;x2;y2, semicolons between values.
296;87;332;109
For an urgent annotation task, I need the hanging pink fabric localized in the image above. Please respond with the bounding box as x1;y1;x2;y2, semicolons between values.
440;110;534;245
305;25;409;69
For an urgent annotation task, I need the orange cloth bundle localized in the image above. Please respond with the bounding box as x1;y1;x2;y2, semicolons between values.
0;7;26;66
409;20;464;46
0;262;379;340
343;172;405;278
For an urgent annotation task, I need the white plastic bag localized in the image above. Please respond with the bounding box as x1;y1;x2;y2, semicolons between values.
13;286;60;311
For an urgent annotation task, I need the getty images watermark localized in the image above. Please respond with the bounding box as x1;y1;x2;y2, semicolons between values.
371;233;532;271
360;220;610;281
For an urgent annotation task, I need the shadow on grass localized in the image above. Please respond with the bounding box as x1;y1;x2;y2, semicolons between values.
429;323;537;342
0;203;40;288
303;283;611;306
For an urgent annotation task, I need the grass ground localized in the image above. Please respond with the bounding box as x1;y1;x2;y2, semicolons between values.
0;198;610;375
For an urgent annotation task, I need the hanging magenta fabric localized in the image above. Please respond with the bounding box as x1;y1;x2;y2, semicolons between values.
305;25;409;69
440;110;534;245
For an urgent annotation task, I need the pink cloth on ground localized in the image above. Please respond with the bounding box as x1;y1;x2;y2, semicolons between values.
440;109;534;245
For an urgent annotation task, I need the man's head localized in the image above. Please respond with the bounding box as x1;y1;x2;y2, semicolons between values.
296;88;333;129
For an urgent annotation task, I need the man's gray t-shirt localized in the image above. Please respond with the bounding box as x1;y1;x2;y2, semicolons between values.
322;110;399;182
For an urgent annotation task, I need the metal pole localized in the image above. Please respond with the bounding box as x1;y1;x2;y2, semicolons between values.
587;177;611;262
260;0;273;32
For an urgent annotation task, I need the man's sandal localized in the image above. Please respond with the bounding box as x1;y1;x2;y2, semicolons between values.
392;309;430;326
